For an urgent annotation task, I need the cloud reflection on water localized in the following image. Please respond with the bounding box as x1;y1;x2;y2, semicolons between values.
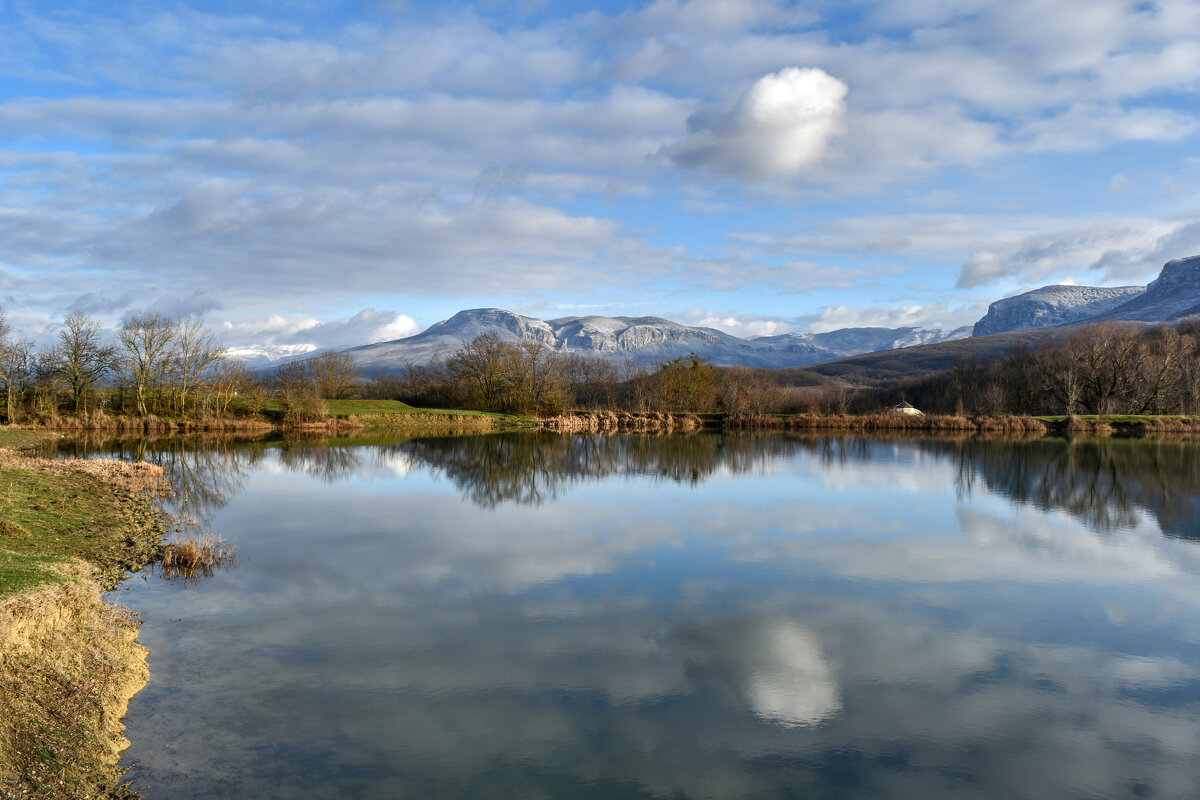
73;432;1200;799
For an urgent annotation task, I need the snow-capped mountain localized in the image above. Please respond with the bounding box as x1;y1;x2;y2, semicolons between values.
344;309;969;372
972;255;1200;336
972;285;1146;336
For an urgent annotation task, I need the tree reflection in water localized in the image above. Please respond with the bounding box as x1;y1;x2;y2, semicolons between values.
940;437;1200;538
50;433;265;534
394;433;802;508
50;431;1200;538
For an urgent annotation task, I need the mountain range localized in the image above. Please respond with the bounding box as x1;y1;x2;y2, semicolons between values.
344;309;974;372
325;255;1200;373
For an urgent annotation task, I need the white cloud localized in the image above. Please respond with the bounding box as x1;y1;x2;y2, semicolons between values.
686;311;792;337
217;308;420;362
667;67;848;178
956;218;1189;288
2;1;1200;349
1020;104;1200;152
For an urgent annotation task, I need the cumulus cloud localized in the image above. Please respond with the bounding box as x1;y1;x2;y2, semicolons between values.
667;67;848;178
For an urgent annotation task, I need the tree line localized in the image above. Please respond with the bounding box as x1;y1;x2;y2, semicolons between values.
7;310;1197;424
374;320;1200;419
858;320;1200;417
0;310;254;422
367;332;788;416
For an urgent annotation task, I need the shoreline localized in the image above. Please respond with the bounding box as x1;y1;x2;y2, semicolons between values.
16;408;1200;441
0;438;167;799
542;411;1200;437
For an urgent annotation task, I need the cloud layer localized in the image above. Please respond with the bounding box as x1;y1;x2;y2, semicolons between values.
1;0;1198;345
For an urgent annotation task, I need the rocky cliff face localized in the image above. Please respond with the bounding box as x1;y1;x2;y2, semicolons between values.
972;285;1145;336
346;309;965;371
1107;255;1200;322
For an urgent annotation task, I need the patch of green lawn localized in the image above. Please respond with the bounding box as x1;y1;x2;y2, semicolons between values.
0;459;164;598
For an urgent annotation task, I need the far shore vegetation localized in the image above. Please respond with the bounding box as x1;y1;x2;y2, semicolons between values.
4;308;1200;436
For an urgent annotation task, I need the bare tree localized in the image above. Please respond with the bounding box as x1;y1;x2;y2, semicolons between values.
448;333;511;410
53;311;117;414
306;350;361;399
208;356;254;414
118;312;176;416
171;318;224;414
0;309;32;422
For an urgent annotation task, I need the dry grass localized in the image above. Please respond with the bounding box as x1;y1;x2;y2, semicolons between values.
158;536;236;580
1062;416;1116;436
1130;417;1200;435
543;412;704;433
343;412;498;432
0;450;171;799
21;415;272;435
0;565;148;799
974;415;1050;434
721;412;1050;435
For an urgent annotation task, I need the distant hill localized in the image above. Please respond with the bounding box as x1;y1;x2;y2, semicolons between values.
805;329;1057;385
309;254;1200;380
344;309;970;373
1105;255;1200;322
810;254;1200;384
973;285;1144;336
972;255;1200;336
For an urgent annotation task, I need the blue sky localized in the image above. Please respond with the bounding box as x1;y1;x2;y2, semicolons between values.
2;0;1199;358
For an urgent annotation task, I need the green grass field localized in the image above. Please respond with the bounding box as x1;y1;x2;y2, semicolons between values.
0;455;165;598
321;398;505;418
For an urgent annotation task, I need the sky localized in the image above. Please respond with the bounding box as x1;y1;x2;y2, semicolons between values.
2;0;1199;359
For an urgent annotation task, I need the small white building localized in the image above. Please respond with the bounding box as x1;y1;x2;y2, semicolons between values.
891;401;924;416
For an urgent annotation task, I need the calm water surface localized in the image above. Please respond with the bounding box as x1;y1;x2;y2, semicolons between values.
66;433;1200;799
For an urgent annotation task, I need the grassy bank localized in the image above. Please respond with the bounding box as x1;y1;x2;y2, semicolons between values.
0;439;168;799
15;400;530;435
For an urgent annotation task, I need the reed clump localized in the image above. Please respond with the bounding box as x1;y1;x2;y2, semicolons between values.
543;412;704;433
974;415;1049;434
159;536;236;580
1130;417;1200;435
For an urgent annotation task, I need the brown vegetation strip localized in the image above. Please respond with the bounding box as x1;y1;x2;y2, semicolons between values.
542;412;704;433
19;413;273;435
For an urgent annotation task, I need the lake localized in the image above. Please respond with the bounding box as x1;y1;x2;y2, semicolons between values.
61;432;1200;799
